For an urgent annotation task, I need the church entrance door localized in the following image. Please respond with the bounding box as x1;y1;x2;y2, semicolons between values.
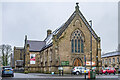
73;58;82;66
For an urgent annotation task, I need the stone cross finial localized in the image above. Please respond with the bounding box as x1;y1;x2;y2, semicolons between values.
75;2;79;12
76;2;79;5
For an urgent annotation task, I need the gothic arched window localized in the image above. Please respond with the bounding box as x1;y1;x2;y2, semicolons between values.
71;29;84;53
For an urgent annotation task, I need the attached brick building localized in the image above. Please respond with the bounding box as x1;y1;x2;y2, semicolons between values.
13;47;24;68
102;51;120;70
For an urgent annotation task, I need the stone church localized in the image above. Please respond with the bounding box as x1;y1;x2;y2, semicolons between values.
22;3;102;73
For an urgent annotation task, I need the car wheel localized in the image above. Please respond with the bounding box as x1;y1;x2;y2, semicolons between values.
113;72;116;75
105;72;107;75
12;74;14;77
76;72;79;75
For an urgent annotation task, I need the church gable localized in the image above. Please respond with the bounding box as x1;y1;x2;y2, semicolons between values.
56;3;98;41
41;3;99;51
56;3;100;58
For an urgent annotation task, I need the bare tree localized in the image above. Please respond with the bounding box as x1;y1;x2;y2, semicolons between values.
5;45;12;66
0;44;6;66
0;44;12;66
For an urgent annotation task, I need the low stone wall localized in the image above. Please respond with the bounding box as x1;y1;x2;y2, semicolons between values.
24;66;102;74
26;66;72;74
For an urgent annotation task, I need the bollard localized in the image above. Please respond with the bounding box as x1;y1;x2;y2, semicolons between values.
84;70;86;79
90;70;93;79
88;71;90;79
62;70;63;76
88;70;96;79
58;70;61;76
93;70;96;79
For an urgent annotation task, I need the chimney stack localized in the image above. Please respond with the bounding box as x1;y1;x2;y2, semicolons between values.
47;29;52;37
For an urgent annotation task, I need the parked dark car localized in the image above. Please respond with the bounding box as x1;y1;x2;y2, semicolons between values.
1;66;14;77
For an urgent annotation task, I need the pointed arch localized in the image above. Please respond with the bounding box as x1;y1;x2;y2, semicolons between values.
70;28;85;41
73;58;83;66
73;19;82;27
71;29;85;53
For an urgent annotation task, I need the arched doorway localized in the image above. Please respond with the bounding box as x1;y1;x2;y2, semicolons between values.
73;58;82;66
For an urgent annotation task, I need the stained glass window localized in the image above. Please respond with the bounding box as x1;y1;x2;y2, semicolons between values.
78;39;80;53
71;29;84;53
75;39;77;52
81;39;84;53
71;39;74;53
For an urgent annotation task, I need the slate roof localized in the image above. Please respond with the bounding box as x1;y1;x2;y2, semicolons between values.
27;40;46;52
29;4;99;52
101;51;120;58
40;24;64;51
42;9;99;50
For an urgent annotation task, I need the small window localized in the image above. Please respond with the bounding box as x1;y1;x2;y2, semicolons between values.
117;57;119;63
105;59;107;64
113;58;115;63
102;59;104;64
109;58;111;64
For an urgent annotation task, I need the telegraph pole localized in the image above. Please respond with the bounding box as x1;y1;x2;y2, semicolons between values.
89;20;92;69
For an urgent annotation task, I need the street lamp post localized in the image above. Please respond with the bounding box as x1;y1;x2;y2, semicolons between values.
89;20;92;69
84;55;86;79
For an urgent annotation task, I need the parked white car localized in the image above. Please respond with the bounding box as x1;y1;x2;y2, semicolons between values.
71;66;89;75
71;66;82;75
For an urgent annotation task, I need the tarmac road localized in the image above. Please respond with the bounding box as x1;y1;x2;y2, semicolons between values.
1;73;120;80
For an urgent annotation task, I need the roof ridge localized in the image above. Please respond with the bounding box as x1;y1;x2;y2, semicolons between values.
15;46;23;48
27;40;45;42
101;51;120;58
78;10;98;40
56;11;76;38
102;51;118;56
44;23;64;41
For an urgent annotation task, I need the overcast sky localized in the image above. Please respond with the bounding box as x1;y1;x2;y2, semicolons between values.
1;2;118;54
